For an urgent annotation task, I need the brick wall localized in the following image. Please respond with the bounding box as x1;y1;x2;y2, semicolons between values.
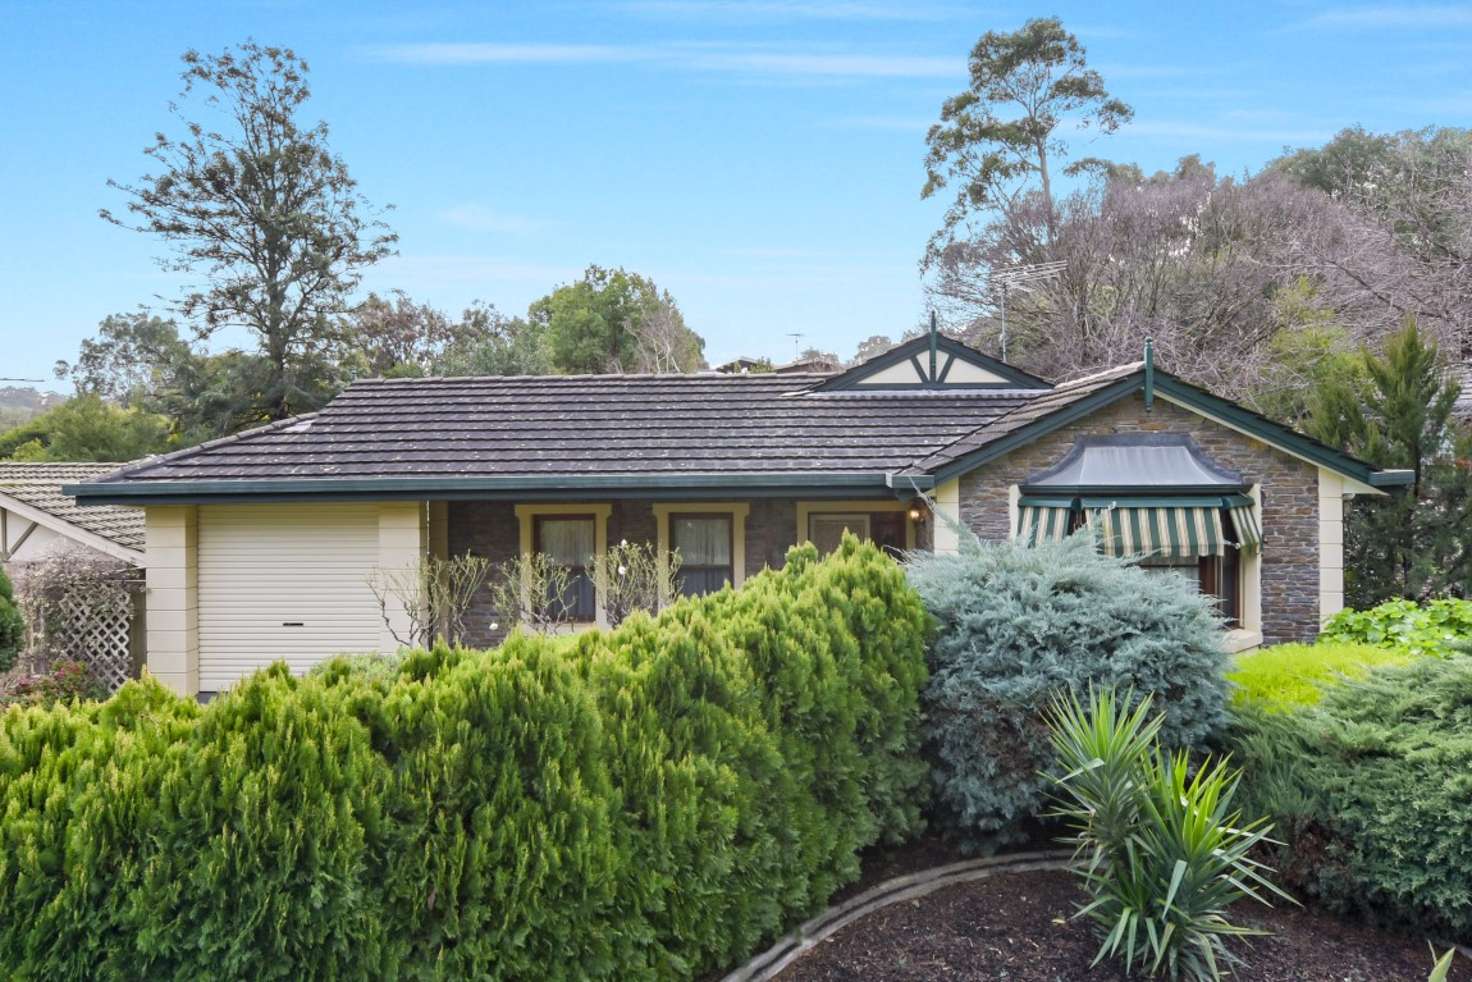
446;496;919;646
956;393;1322;644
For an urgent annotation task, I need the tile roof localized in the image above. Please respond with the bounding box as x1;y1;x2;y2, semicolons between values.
907;363;1144;473
82;374;1048;488
0;462;145;552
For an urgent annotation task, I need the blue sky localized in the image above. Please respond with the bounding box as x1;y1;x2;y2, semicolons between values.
3;1;1471;387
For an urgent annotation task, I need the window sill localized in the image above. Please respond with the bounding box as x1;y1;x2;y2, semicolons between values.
1222;628;1263;654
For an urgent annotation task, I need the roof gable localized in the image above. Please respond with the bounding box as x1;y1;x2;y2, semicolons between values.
809;334;1052;392
912;364;1412;492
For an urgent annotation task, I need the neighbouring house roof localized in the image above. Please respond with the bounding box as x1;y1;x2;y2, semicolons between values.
0;462;145;562
67;334;1412;505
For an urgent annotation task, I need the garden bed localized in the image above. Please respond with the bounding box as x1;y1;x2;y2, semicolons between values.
776;868;1464;982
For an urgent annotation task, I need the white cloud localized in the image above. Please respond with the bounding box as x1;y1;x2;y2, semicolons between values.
365;41;960;79
1306;4;1472;28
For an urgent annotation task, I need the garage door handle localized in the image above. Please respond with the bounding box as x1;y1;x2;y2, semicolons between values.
282;621;304;627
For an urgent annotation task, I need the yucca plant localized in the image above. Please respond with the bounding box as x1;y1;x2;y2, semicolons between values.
1047;688;1295;981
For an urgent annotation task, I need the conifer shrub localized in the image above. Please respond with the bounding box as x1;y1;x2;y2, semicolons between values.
906;534;1229;852
0;535;928;979
1232;656;1472;939
1227;641;1412;712
0;566;24;672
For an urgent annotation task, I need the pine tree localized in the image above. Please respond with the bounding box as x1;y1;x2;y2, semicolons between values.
1308;318;1471;603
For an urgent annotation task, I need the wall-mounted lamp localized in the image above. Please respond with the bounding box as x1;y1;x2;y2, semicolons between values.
908;505;924;522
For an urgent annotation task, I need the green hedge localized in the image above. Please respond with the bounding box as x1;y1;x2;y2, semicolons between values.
1319;597;1472;656
1226;642;1413;712
1232;656;1472;939
0;536;928;979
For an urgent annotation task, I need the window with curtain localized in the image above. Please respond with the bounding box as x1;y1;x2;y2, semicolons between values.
671;515;733;597
535;515;597;620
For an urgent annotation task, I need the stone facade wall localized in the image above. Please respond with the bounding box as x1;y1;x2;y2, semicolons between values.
956;393;1322;644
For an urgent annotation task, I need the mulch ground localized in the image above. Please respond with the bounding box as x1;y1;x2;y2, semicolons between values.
777;867;1467;982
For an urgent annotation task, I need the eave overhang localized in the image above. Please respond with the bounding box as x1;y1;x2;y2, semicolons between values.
66;471;923;506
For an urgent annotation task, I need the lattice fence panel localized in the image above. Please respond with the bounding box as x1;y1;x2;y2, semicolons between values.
47;584;137;692
15;556;142;694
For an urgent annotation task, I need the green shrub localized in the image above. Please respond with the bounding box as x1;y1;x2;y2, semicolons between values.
906;534;1229;851
0;567;23;672
1048;689;1290;981
1319;597;1472;656
1232;656;1472;939
0;536;928;979
1227;642;1413;712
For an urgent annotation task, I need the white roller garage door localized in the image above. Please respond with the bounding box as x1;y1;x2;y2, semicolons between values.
197;503;382;691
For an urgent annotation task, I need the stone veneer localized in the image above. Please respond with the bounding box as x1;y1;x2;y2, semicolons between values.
957;392;1322;645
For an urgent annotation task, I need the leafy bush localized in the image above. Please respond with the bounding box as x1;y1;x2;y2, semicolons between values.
1319;597;1472;656
0;536;928;979
1227;642;1413;712
0;660;106;710
1232;656;1472;939
0;567;23;672
907;534;1229;851
1049;689;1290;981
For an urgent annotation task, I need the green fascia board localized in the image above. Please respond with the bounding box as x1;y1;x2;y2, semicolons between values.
1150;375;1388;486
65;471;911;506
929;374;1147;484
1370;469;1415;487
811;334;1052;392
930;369;1402;490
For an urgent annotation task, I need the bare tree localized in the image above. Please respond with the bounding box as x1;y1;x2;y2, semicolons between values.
368;554;494;648
481;553;580;636
595;539;681;628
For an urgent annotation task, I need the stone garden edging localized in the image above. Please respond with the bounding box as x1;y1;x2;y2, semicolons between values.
722;849;1073;982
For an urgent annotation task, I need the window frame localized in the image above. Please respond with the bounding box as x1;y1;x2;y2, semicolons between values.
533;513;598;621
653;502;750;606
668;512;736;598
515;503;612;626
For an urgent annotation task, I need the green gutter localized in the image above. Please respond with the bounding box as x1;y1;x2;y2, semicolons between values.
65;471;914;506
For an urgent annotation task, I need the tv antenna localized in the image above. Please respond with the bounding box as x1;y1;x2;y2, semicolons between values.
785;333;805;359
988;260;1065;362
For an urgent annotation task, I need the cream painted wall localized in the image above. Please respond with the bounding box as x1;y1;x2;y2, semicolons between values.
1318;470;1345;624
932;478;961;555
145;505;198;696
147;501;428;696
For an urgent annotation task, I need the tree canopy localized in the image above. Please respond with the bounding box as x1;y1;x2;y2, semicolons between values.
922;16;1131;260
529;265;706;374
101;41;396;421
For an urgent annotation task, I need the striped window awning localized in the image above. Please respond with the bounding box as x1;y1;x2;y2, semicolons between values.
1226;497;1262;553
1015;497;1075;546
1083;497;1226;559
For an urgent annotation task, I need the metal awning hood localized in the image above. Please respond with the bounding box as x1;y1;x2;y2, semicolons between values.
1021;434;1244;493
